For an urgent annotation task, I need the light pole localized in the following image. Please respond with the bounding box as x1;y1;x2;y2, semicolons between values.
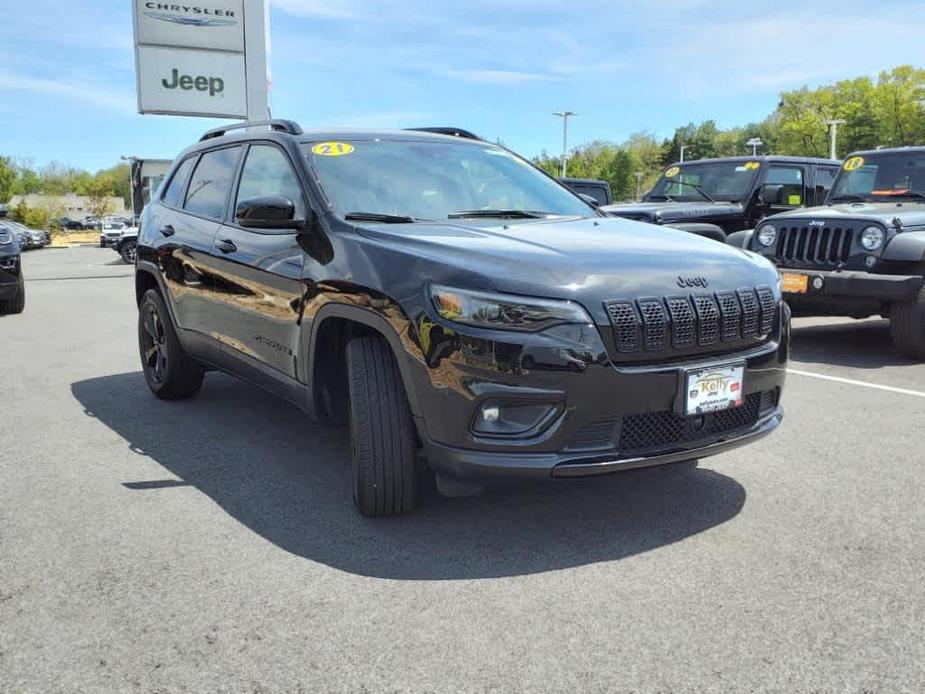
822;119;846;159
746;137;763;156
680;144;692;162
635;171;644;200
553;111;576;177
119;155;136;219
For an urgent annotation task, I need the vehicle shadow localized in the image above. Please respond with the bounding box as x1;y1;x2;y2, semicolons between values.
790;318;916;369
71;372;746;580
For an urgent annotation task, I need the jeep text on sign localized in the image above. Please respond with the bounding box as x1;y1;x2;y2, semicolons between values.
135;0;244;52
137;45;247;118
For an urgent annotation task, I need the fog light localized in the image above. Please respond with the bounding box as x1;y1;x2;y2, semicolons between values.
481;405;500;423
472;401;559;437
811;276;824;290
865;255;877;269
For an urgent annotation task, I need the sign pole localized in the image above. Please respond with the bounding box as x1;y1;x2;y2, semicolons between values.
243;0;270;122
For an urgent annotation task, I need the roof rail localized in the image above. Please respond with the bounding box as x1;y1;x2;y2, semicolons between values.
408;127;482;141
200;119;303;142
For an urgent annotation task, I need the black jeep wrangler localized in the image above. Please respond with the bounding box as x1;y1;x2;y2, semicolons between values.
0;222;25;314
603;156;842;241
134;119;789;516
728;146;925;358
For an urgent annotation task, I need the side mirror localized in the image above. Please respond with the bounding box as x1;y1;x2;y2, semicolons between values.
577;193;601;209
758;184;785;205
235;195;303;229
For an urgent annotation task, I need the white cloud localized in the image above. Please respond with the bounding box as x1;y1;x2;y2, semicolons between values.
441;68;562;85
0;69;136;113
327;110;436;128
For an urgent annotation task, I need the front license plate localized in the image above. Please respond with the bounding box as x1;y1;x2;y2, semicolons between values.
780;272;808;294
685;364;745;415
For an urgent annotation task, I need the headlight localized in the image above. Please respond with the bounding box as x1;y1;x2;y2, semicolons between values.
756;224;777;247
860;225;884;251
431;285;593;332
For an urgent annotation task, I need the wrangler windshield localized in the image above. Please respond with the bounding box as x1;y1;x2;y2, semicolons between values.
646;161;761;202
302;139;592;221
829;152;925;202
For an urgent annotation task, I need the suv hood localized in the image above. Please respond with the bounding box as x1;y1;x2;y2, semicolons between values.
766;201;925;229
601;200;744;223
355;216;777;320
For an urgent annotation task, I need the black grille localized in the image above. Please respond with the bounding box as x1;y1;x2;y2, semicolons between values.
618;393;763;454
565;418;618;451
775;226;854;267
605;287;776;360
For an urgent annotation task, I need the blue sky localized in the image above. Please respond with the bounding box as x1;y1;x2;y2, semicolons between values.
0;0;922;172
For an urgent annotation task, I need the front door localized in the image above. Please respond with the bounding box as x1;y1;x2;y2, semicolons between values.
206;143;307;378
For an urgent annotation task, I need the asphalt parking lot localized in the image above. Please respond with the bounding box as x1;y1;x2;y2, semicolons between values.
2;246;924;693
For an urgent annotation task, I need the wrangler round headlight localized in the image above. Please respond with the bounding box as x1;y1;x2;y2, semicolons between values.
860;225;884;251
756;224;777;247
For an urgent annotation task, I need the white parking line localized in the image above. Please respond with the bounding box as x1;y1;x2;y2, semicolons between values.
787;368;925;399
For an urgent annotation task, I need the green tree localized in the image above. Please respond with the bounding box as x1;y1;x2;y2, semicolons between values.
0;156;15;203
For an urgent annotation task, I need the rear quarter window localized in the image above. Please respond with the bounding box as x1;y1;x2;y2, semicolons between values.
161;156;196;209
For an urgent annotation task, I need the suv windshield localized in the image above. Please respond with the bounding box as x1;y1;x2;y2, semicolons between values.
302;139;592;221
646;161;761;202
829;152;925;202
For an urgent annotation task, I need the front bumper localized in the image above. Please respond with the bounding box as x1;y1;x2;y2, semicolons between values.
410;308;789;485
780;269;923;301
425;408;782;483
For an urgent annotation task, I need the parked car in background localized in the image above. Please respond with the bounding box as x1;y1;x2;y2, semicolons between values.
0;223;25;314
133;119;788;517
559;177;613;206
728;145;925;358
99;220;126;247
60;217;86;230
602;156;842;241
4;221;46;250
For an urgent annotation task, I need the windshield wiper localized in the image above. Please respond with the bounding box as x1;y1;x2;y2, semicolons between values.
448;209;548;219
345;212;417;224
829;194;867;203
646;194;677;202
670;180;715;202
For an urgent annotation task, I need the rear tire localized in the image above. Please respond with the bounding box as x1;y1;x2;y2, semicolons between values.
346;334;418;517
891;285;925;359
138;289;204;399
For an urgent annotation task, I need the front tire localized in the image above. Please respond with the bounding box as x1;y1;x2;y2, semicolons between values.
138;289;204;399
346;335;418;517
1;275;25;314
890;285;925;359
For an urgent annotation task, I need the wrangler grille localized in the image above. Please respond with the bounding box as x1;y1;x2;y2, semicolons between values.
618;393;763;454
605;287;776;359
775;226;854;267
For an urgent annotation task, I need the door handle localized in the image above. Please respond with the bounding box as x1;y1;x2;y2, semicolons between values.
159;224;175;237
216;239;237;254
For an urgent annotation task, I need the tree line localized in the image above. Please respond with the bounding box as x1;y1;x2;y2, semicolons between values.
533;65;925;201
0;158;130;229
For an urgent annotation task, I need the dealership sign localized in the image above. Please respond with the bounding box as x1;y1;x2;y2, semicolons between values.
133;0;267;119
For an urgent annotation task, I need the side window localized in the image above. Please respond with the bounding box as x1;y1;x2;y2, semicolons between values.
235;145;307;219
161;156;195;208
183;146;242;220
814;167;838;204
765;166;804;206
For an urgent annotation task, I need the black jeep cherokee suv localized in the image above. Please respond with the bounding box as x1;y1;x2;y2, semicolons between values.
0;223;25;314
728;146;925;358
603;156;841;241
134;120;789;516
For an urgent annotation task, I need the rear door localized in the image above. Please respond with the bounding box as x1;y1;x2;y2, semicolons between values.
205;142;307;379
761;164;807;215
157;146;243;339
